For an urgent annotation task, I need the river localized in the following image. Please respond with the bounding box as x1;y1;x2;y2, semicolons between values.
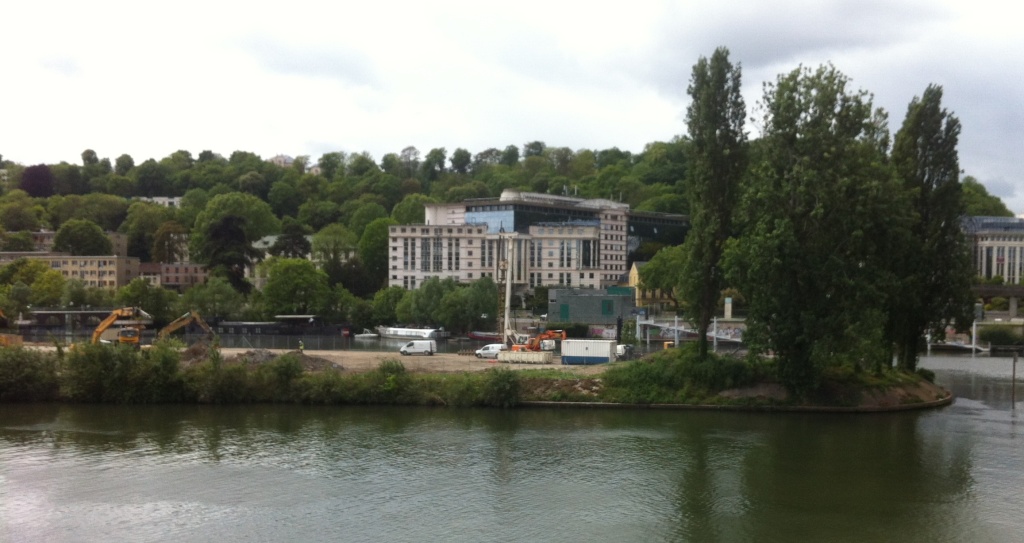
1;355;1021;542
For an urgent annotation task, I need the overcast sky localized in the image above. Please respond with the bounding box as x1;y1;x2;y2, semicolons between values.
3;1;1021;212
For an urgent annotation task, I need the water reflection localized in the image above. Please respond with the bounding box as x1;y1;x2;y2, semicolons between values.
0;356;1022;542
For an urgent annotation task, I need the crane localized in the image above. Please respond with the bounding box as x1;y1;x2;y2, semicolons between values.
157;310;214;341
91;307;153;346
497;232;529;348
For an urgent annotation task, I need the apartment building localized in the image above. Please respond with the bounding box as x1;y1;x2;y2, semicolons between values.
160;262;208;292
44;255;141;288
388;190;687;292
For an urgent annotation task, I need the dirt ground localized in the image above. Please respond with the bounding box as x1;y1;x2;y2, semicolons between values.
215;347;609;376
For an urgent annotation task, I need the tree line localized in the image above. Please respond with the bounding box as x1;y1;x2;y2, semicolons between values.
642;48;984;396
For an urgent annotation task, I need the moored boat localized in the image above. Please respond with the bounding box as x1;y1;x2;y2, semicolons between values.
354;328;379;339
378;327;439;340
467;331;501;341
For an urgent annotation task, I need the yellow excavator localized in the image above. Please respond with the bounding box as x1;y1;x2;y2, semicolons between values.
157;310;214;342
91;307;153;347
0;308;22;347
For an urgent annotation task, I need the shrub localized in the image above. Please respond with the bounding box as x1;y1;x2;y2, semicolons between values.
915;368;936;383
367;359;412;403
0;348;59;402
63;343;139;402
978;325;1024;346
480;367;520;408
182;361;250;403
601;344;771;403
123;343;184;403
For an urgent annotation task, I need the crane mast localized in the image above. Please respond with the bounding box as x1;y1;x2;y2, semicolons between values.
498;233;526;347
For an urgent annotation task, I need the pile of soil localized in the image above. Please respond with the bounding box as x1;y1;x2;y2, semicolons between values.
180;341;213;367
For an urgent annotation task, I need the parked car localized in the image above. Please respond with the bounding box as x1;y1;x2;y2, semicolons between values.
475;343;507;359
400;340;437;355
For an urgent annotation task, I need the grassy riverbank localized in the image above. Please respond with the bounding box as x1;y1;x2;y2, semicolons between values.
0;343;948;409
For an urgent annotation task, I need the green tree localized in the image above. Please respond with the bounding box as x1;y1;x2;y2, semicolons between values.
358;217;397;293
268;181;303;218
237;171;269;199
887;85;975;371
311;223;358;287
133;159;171;197
179;277;244;320
53;219;113;256
420;148;447;184
450;148;472;175
3;231;34;251
29;269;65;307
679;47;748;358
349;202;388;238
189;192;279;260
725;64;903;395
114;154;135;176
390;193;437;224
962;176;1013;216
638;245;686;312
0;259;55;288
399;146;420;178
297;200;341;231
371;286;406;325
262;258;332;315
523;141;546;157
268;217;312;258
51;162;88;195
151;220;188;264
60;278;89;308
19;164;55;198
380;153;403;176
318;151;346;180
120;201;174;261
192;215;264;294
347;152;379;177
117;277;178;325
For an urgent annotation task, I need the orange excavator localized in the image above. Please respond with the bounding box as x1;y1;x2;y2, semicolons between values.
510;329;566;352
91;307;153;347
157;310;214;341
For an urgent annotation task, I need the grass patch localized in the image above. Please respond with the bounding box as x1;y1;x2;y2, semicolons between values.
599;344;773;404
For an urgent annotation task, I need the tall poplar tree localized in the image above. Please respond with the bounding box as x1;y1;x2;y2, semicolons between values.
887;85;974;371
726;65;905;395
680;47;747;358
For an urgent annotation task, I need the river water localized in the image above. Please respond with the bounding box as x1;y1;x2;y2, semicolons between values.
1;355;1022;543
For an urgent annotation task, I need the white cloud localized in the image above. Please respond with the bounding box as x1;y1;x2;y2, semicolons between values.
2;0;1021;211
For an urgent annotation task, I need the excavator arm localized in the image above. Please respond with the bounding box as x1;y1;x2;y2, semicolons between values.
91;307;153;344
158;310;214;340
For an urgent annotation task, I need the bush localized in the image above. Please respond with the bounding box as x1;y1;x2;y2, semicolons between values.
124;343;185;403
915;368;936;383
978;325;1024;346
63;343;140;402
0;348;59;402
480;367;520;408
182;361;250;403
601;344;771;403
366;359;412;404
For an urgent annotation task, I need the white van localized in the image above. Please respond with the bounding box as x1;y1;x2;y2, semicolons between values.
399;339;436;356
475;343;507;359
